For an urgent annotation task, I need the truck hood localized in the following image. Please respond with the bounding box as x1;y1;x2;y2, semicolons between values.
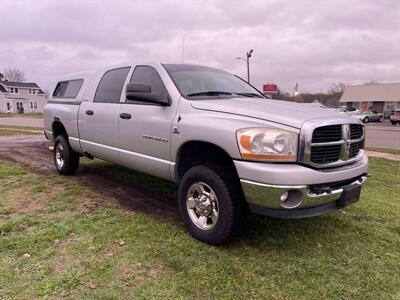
191;98;355;129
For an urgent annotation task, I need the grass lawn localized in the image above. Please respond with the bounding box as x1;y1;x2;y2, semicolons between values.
0;157;399;299
367;147;400;156
0;125;43;136
0;112;43;119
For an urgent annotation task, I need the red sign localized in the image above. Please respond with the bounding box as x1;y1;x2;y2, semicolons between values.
263;84;278;94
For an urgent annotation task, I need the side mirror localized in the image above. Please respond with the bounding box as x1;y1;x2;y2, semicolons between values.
126;82;170;106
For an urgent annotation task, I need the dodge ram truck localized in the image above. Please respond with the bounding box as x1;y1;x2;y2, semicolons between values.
44;63;370;244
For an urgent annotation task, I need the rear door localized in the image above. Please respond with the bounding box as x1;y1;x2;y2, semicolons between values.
117;65;178;180
79;67;130;163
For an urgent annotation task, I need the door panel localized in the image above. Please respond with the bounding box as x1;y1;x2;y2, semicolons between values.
78;66;131;163
118;66;178;180
78;102;120;163
118;105;176;180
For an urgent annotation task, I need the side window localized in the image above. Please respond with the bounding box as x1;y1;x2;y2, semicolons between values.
94;67;130;103
53;79;83;98
129;66;167;96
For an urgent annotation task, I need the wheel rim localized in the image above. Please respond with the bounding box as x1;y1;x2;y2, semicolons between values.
55;143;65;169
186;182;219;230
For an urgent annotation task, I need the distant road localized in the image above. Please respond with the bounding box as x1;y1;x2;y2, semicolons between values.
0;117;43;128
0;117;398;149
365;122;400;148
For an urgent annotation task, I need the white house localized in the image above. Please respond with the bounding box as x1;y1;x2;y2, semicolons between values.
0;81;47;113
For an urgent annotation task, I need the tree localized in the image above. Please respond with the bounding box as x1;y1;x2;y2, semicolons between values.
328;82;346;95
3;67;25;82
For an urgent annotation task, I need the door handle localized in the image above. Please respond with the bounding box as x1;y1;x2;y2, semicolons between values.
120;113;131;120
85;110;94;116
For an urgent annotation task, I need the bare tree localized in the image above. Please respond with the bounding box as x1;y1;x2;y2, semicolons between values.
328;82;346;95
3;67;25;82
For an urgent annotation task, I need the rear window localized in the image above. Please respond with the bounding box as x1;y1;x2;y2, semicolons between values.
53;79;84;98
94;67;130;103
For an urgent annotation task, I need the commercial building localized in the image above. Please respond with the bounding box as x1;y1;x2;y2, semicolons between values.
339;83;400;113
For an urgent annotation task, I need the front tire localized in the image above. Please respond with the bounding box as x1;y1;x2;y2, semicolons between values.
178;165;247;245
53;135;80;175
363;117;369;123
379;116;383;122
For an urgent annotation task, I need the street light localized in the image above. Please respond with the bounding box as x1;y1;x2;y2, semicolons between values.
236;49;253;83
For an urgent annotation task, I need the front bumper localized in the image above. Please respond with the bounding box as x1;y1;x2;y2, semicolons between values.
234;154;369;218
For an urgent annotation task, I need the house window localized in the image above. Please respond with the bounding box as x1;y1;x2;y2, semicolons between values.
16;102;20;110
9;87;19;94
6;103;10;110
31;102;33;109
34;102;38;109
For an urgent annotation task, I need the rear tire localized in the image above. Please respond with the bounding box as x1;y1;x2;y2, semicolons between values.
53;135;80;175
178;164;247;245
379;116;383;122
363;117;369;123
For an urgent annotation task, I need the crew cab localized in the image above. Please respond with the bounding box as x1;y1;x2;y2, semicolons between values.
44;63;370;244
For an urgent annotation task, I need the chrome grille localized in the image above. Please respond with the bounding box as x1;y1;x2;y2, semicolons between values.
350;124;363;140
310;144;342;164
312;125;342;143
349;140;364;158
300;120;365;168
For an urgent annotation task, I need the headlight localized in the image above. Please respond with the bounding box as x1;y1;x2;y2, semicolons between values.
237;128;298;162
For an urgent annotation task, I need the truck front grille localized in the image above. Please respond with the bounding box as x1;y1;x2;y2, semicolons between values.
302;123;364;168
312;125;342;143
310;145;342;164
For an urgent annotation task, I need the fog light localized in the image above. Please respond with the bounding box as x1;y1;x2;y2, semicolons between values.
280;189;303;209
280;192;289;203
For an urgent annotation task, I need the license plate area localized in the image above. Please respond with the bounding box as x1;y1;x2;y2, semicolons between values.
337;185;361;207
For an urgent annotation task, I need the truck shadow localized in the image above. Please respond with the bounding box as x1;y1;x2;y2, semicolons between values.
78;158;354;250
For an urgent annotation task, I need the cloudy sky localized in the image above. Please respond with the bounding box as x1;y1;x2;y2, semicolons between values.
0;0;399;93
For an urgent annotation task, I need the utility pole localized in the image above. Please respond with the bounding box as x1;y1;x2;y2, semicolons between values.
236;49;253;83
181;35;185;64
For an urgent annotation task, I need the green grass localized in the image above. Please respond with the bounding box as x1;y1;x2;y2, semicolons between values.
0;125;43;136
0;158;399;299
0;112;43;118
367;147;400;156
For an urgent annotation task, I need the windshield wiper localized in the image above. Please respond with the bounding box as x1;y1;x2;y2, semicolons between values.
186;91;233;97
233;92;265;98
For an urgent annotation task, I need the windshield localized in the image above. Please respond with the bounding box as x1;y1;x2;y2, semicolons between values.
163;64;264;99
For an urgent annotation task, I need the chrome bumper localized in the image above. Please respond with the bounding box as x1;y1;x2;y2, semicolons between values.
241;174;370;218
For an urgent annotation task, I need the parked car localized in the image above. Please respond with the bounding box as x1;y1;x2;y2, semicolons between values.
345;107;360;115
335;107;359;115
353;111;383;123
384;109;395;119
389;110;400;125
43;63;370;244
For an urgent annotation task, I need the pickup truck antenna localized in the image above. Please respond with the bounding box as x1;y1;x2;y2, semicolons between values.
181;34;185;64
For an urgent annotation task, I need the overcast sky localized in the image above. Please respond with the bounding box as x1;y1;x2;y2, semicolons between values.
0;0;399;93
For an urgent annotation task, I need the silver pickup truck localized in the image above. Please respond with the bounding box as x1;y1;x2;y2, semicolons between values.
44;63;370;244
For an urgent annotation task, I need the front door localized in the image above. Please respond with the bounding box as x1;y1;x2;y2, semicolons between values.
79;67;131;163
118;65;178;180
